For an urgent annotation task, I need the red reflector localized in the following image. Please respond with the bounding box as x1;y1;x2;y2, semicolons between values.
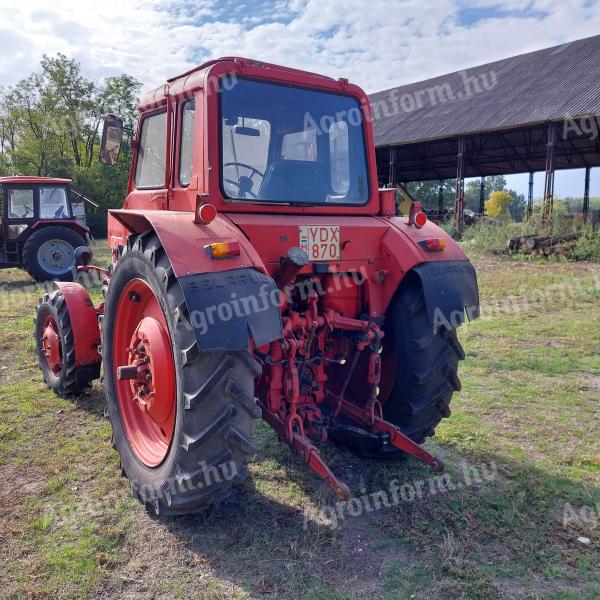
419;238;447;252
205;241;241;258
414;211;428;228
195;202;217;224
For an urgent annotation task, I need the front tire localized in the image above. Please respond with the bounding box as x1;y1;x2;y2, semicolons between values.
34;290;100;396
103;232;261;516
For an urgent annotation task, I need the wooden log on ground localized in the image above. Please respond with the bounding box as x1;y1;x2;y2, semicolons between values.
507;235;537;253
538;241;577;257
535;233;578;249
523;233;579;253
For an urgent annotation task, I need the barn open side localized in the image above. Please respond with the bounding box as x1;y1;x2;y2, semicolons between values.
370;34;600;231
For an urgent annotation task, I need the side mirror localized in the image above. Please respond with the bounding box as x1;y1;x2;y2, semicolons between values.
99;114;124;165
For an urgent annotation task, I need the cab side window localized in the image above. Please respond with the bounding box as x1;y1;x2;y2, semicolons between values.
39;187;70;219
135;111;167;189
8;188;34;218
179;100;195;187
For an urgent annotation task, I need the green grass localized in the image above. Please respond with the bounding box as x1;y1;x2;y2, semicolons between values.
0;242;598;599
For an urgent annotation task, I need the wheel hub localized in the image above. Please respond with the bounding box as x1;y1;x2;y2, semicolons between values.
113;280;176;467
41;316;62;374
118;316;173;423
37;239;74;275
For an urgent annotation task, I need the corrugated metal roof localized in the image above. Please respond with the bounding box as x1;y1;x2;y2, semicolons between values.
369;35;600;147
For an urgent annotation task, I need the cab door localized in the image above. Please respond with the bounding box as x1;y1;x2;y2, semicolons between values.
124;108;170;211
170;94;202;212
5;184;36;241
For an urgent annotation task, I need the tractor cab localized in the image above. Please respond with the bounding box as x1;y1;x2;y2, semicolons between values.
0;177;90;281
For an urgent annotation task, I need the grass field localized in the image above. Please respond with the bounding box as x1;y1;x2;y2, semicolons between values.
0;243;599;599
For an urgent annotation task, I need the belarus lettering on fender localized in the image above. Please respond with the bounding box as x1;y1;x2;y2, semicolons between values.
299;225;340;260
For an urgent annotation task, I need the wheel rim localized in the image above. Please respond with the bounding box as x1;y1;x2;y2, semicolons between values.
37;239;75;275
41;315;62;375
113;279;176;467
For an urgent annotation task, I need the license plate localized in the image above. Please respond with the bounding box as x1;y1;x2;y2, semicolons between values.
299;225;340;261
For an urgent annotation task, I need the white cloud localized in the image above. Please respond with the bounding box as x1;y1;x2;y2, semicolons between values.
0;0;598;96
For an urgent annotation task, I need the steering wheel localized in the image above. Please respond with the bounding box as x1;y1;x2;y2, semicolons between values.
223;162;265;199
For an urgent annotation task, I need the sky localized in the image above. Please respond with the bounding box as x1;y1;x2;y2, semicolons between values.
0;0;599;197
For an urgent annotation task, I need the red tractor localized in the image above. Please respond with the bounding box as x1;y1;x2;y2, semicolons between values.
0;176;91;281
34;58;479;515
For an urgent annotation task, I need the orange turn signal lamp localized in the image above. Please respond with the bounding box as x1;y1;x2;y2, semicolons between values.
419;238;447;252
204;241;241;259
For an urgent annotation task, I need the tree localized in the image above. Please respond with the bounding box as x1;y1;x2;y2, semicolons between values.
41;53;94;167
0;54;141;216
485;190;514;219
465;175;507;212
508;192;526;221
405;180;456;209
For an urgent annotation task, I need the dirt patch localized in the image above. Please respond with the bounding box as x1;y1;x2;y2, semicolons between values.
586;375;600;393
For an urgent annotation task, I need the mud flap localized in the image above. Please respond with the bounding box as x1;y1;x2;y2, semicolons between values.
412;260;480;332
178;268;283;351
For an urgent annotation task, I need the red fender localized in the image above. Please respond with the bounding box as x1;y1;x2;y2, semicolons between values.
30;219;89;236
108;209;267;277
55;282;101;367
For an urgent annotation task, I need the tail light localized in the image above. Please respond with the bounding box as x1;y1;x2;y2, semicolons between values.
205;241;241;259
195;201;217;224
414;211;428;228
419;238;447;252
408;201;427;229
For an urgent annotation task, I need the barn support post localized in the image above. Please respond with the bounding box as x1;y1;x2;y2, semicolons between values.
583;166;591;223
387;146;396;187
479;176;485;216
438;179;444;213
454;138;466;235
542;124;556;226
527;171;534;220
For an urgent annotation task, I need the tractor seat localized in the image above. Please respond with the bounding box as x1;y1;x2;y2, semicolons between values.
259;160;328;202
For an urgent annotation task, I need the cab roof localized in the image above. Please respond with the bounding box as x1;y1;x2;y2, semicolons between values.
139;56;338;110
0;176;71;185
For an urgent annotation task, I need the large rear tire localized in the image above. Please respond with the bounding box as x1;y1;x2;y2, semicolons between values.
22;225;86;282
327;272;465;458
103;231;261;516
381;272;465;443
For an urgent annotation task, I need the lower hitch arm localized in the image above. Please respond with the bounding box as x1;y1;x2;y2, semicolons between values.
339;399;445;472
260;405;351;500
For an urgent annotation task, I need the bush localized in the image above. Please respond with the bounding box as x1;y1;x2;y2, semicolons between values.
461;221;537;255
439;221;455;237
570;225;600;261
